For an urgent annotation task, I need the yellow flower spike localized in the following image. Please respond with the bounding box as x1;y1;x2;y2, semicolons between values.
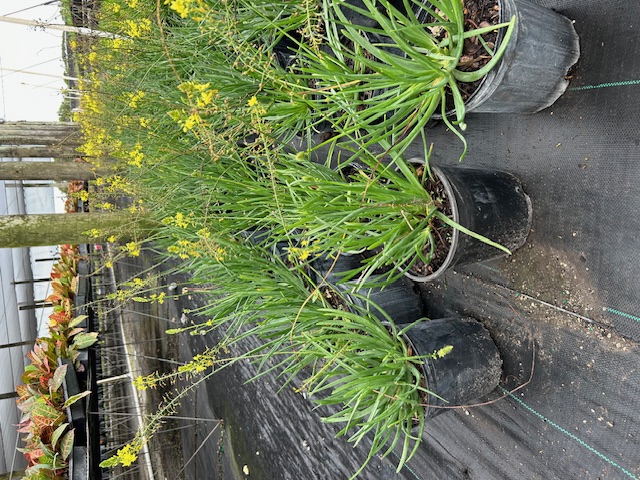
116;443;138;467
174;212;190;228
124;242;141;257
96;202;114;211
126;90;145;109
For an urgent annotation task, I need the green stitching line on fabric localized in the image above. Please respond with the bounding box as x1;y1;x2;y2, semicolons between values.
569;79;640;91
606;307;640;323
500;387;639;479
402;461;422;480
389;450;422;480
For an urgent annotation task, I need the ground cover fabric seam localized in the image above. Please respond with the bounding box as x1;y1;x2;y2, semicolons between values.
499;387;639;480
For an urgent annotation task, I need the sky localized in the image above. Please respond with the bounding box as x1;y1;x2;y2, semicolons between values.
0;0;66;122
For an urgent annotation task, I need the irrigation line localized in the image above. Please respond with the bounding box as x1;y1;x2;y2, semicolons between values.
120;308;179;323
96;346;183;365
471;273;597;325
89;411;223;423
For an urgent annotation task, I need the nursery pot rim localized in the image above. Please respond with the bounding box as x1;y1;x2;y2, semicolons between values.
399;159;460;283
395;324;438;418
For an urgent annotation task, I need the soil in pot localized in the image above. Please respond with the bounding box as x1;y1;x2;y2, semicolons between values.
400;164;454;279
417;0;502;110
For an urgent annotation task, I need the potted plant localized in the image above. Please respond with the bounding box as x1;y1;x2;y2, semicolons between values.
16;323;95;480
399;159;533;282
16;338;76;480
285;0;579;158
14;242;97;479
310;251;427;323
259;152;531;285
116;241;501;477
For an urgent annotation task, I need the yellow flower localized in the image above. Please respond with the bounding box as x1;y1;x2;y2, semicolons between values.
116;443;138;467
174;212;189;228
123;18;151;38
124;242;141;257
197;89;218;108
109;37;131;50
128;143;144;168
196;227;210;238
151;292;166;304
105;260;113;268
96;202;114;210
247;96;259;107
298;248;310;261
107;235;116;243
214;247;225;262
87;51;98;66
126;90;145;109
133;373;160;391
182;113;201;132
166;0;194;18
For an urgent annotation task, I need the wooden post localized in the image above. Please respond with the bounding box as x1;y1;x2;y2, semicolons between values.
0;122;81;147
0;145;79;158
0;161;115;181
0;212;151;248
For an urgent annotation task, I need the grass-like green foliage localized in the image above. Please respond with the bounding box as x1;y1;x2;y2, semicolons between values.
296;0;516;158
79;0;515;475
161;242;441;476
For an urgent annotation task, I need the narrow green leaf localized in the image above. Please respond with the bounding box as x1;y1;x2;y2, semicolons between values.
71;332;98;350
68;315;88;329
63;390;91;408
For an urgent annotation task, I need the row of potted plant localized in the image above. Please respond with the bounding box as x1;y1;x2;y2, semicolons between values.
79;0;580;476
15;246;98;479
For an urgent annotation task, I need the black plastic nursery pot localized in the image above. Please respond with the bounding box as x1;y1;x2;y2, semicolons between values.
448;0;580;114
404;163;532;282
312;254;426;324
402;317;502;419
